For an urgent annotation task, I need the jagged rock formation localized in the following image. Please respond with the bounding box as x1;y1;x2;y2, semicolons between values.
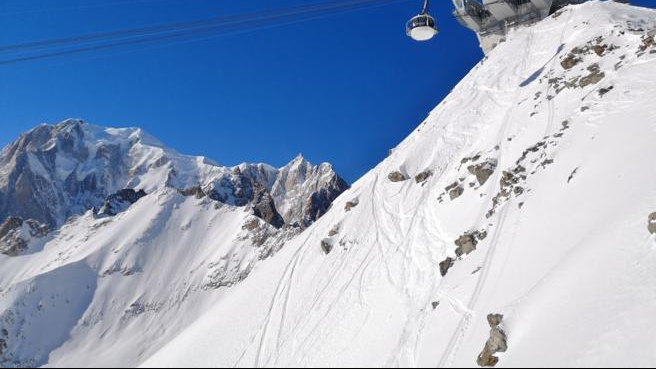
0;217;49;256
0;120;347;231
477;314;508;367
97;189;147;217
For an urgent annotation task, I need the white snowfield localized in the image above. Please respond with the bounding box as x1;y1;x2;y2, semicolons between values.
1;1;656;368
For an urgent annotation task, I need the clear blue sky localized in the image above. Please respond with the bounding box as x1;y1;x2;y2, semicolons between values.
0;0;651;182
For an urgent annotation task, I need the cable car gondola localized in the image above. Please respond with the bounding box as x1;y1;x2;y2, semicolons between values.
406;0;438;41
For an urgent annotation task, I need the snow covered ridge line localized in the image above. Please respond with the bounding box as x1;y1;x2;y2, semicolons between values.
0;119;348;255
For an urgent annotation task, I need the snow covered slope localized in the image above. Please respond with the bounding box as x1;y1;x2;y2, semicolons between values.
140;2;656;367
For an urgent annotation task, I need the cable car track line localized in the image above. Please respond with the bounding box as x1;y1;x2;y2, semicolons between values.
0;0;406;54
0;1;405;66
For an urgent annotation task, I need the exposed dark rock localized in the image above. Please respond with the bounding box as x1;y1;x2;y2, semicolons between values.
639;36;654;52
206;175;255;207
415;170;433;184
593;44;607;56
301;175;349;227
178;186;206;199
439;257;455;277
455;232;482;257
579;64;605;87
431;301;440;310
648;213;656;235
321;239;334;255
251;184;285;229
468;160;497;186
345;199;359;212
446;182;464;200
97;189;147;217
477;314;508;367
0;216;49;256
388;171;408;183
328;225;340;237
560;54;582;70
599;85;614;96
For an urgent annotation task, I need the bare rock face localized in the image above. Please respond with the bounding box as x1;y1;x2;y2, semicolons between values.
455;231;487;258
468;160;497;186
97;189;147;217
178;186;206;199
439;257;455;277
648;212;656;234
388;171;408;183
415;170;433;184
345;199;359;212
321;239;334;255
446;182;465;200
0;216;49;256
477;313;508;367
251;184;285;230
579;63;605;87
267;155;349;228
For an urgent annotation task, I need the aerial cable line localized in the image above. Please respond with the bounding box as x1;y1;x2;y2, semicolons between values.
0;0;402;53
39;0;402;67
0;0;191;16
0;0;406;66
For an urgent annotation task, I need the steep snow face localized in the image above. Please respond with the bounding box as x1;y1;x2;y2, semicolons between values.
142;2;656;368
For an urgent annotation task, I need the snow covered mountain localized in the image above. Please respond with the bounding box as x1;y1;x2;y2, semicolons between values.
2;1;656;368
0;120;348;367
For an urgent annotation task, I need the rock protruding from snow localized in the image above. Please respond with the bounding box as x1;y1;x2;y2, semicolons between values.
649;213;656;234
477;314;508;367
97;189;147;217
468;160;497;186
387;171;407;182
0;216;49;256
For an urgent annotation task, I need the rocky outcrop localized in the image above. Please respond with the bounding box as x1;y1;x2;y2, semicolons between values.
321;239;334;255
388;171;407;183
455;230;487;257
649;213;656;235
97;189;147;217
415;170;433;184
345;199;359;212
579;63;605;87
446;182;464;200
0;217;49;256
477;314;508;367
267;155;349;228
468;160;497;186
251;184;285;229
439;257;455;277
178;186;206;199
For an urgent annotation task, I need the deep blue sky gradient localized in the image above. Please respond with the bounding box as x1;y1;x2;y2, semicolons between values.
0;0;652;182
